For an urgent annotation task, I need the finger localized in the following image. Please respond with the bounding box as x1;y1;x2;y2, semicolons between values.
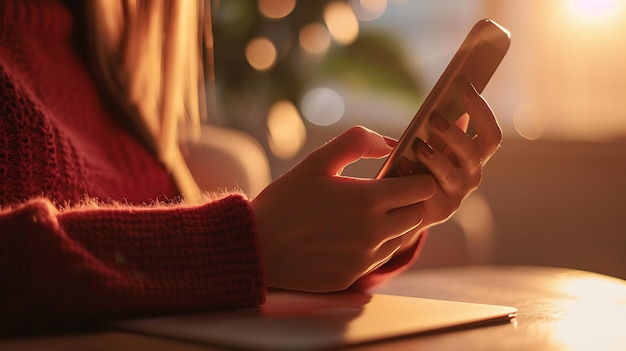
428;110;468;153
427;123;447;153
372;174;437;209
456;112;470;133
412;138;464;194
383;136;398;148
429;111;483;172
301;126;392;176
462;83;502;163
430;112;467;160
383;202;425;237
364;236;403;275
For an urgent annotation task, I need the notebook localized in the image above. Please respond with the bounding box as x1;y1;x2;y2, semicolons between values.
112;291;517;350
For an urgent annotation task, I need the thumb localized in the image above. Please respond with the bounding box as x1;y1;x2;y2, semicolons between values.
302;126;393;175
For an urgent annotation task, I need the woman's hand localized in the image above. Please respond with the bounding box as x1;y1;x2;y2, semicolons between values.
398;82;503;251
251;126;436;293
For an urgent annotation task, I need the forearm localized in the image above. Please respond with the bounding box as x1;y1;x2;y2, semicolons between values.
0;195;265;335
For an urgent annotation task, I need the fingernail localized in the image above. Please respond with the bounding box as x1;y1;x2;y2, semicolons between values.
383;136;398;147
412;138;434;158
430;111;450;132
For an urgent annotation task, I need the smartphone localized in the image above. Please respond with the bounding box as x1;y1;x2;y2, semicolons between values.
376;19;510;178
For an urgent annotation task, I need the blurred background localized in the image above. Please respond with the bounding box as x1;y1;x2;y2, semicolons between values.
206;0;626;279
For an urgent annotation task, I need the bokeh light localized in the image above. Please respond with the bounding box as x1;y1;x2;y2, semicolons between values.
245;37;277;71
299;23;332;55
258;0;296;20
568;0;621;20
323;2;360;45
513;103;545;140
301;87;345;126
267;100;307;159
453;192;495;263
350;0;388;21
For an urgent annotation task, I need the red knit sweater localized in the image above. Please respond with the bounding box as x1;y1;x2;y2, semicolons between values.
0;0;423;335
0;0;264;334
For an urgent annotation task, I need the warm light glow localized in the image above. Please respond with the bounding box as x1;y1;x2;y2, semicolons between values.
351;0;388;21
453;192;495;263
549;275;626;350
301;87;346;126
559;276;626;300
245;37;277;71
267;100;307;159
323;2;360;45
527;0;626;140
552;300;626;351
513;103;545;140
568;0;621;20
299;23;332;55
258;0;296;20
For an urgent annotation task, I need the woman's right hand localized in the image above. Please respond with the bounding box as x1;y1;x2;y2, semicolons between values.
250;126;436;292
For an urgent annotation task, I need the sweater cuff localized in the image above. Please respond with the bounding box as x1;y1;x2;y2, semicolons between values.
54;194;266;310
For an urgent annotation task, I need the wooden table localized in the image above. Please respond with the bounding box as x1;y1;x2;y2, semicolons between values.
370;265;626;351
2;265;626;351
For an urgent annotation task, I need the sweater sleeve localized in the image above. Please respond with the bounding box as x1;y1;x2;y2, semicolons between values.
0;195;265;335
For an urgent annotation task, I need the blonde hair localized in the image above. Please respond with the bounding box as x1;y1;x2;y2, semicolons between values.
84;0;213;202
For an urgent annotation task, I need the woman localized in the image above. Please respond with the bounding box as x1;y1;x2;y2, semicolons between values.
0;0;502;334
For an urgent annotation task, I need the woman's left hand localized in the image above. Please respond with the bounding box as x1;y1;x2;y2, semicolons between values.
397;81;503;250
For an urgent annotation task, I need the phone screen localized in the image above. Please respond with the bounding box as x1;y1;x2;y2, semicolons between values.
376;19;510;179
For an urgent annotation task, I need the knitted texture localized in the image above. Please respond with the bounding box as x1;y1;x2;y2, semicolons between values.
0;0;176;205
0;196;264;334
0;0;264;334
0;0;424;335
